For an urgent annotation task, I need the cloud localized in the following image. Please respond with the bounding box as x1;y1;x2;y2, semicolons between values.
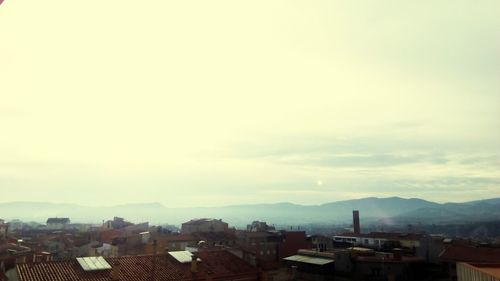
276;152;448;167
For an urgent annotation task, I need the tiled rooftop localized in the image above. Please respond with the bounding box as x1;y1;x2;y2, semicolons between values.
16;250;259;281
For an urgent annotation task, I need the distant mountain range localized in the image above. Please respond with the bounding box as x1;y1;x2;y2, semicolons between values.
1;197;499;227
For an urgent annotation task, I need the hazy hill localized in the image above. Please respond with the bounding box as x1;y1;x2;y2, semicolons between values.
392;199;500;224
0;197;498;227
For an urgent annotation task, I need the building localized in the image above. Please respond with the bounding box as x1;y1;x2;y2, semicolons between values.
8;249;260;281
311;235;333;252
352;210;360;234
102;217;132;230
192;231;237;248
440;243;500;281
46;218;70;230
0;243;31;264
181;219;228;234
334;232;425;249
457;263;500;281
236;230;282;268
147;234;198;253
278;231;313;260
246;221;275;232
283;249;335;281
334;247;426;281
0;220;8;239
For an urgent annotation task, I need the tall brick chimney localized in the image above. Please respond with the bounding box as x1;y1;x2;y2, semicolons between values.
353;210;361;234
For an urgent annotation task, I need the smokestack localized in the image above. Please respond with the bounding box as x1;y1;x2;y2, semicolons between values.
353;210;361;234
190;255;198;273
111;261;120;281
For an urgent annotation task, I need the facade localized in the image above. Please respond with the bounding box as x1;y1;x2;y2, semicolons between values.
278;231;313;260
334;247;426;281
181;219;228;234
457;263;500;281
311;235;333;252
148;234;198;253
236;231;282;268
192;231;237;248
333;232;425;250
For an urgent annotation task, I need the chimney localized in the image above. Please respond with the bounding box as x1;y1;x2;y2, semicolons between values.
259;271;268;281
152;239;157;255
151;240;157;281
190;255;198;273
111;261;120;281
41;252;52;263
353;210;361;234
205;272;213;281
393;249;402;261
291;265;298;281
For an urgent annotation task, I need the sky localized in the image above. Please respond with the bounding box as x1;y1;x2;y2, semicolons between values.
0;0;499;207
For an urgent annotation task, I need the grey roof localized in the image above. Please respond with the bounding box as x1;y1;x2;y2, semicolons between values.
46;218;70;224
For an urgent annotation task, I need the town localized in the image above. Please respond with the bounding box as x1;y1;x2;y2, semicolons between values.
1;211;499;281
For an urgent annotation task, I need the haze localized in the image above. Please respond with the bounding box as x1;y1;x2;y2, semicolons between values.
0;1;499;207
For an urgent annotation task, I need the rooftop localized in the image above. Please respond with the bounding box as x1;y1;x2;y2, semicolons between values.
16;250;258;281
440;244;500;263
46;218;70;224
182;219;224;225
336;232;425;241
283;254;334;266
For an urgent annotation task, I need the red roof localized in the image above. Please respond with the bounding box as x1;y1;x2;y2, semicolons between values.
440;244;500;263
16;250;259;281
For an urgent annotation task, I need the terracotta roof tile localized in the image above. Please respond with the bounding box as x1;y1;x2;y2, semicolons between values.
16;250;258;281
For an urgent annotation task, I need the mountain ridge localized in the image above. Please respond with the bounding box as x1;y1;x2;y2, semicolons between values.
1;197;499;227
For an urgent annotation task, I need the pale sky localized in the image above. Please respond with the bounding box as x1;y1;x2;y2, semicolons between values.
0;0;499;207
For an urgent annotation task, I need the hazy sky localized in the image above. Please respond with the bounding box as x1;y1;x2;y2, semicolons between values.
1;1;499;207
